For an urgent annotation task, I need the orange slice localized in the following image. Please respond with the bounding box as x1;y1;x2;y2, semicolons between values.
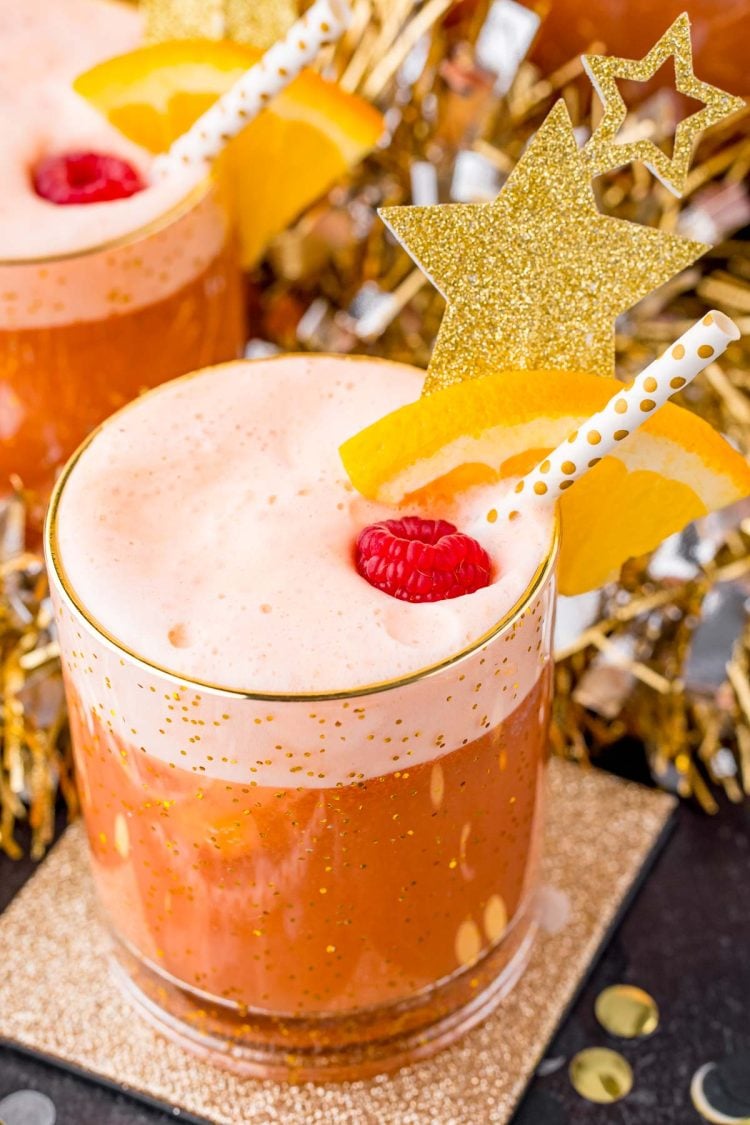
339;369;750;595
74;40;383;267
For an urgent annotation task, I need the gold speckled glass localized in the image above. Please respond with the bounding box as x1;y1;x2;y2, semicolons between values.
46;455;558;1081
0;177;245;528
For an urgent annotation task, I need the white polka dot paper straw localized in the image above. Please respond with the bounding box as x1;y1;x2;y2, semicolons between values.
487;310;741;526
152;0;351;179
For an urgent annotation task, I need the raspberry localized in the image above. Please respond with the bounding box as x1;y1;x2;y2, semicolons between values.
33;151;145;205
355;516;493;603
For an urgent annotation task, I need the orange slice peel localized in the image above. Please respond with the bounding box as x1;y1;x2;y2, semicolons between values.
74;40;384;267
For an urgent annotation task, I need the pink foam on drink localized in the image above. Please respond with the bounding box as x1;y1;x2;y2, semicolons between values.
54;356;555;696
0;0;200;263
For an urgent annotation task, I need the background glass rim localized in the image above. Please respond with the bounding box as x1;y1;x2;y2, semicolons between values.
0;173;215;269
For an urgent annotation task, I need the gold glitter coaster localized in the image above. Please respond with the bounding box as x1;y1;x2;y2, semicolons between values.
0;762;674;1125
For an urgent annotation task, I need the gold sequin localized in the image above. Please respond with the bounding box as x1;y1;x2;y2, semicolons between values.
595;984;659;1038
569;1047;634;1104
690;1061;750;1123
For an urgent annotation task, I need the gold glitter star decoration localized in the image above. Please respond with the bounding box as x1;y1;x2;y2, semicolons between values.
582;12;746;197
380;101;707;394
141;0;297;50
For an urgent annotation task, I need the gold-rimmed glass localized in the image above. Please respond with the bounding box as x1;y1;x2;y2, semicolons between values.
0;176;245;528
45;367;558;1082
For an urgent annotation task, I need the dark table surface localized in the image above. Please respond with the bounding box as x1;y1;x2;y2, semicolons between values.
1;760;749;1125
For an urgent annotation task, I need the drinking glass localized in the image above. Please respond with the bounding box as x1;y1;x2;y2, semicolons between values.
0;177;245;526
46;358;558;1080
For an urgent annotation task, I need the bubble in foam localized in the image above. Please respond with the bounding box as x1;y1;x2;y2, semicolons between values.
382;603;463;650
167;624;191;649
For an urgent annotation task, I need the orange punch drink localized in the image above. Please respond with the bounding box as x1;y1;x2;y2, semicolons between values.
0;0;245;523
46;355;557;1079
46;330;750;1078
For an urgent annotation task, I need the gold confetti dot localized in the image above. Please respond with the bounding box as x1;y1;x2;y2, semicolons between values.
703;312;714;325
533;481;548;496
697;344;714;358
486;508;498;524
483;895;508;942
514;480;525;493
587;431;601;445
540;459;551;473
640;399;656;412
561;460;576;474
595;985;659;1038
670;376;687;389
588;457;601;468
643;376;657;392
569;1048;634;1104
614;399;628;414
672;344;686;359
614;429;629;441
455;919;482;966
559;479;574;490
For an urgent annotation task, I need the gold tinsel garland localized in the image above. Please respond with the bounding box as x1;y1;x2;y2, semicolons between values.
0;485;75;858
2;0;750;855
